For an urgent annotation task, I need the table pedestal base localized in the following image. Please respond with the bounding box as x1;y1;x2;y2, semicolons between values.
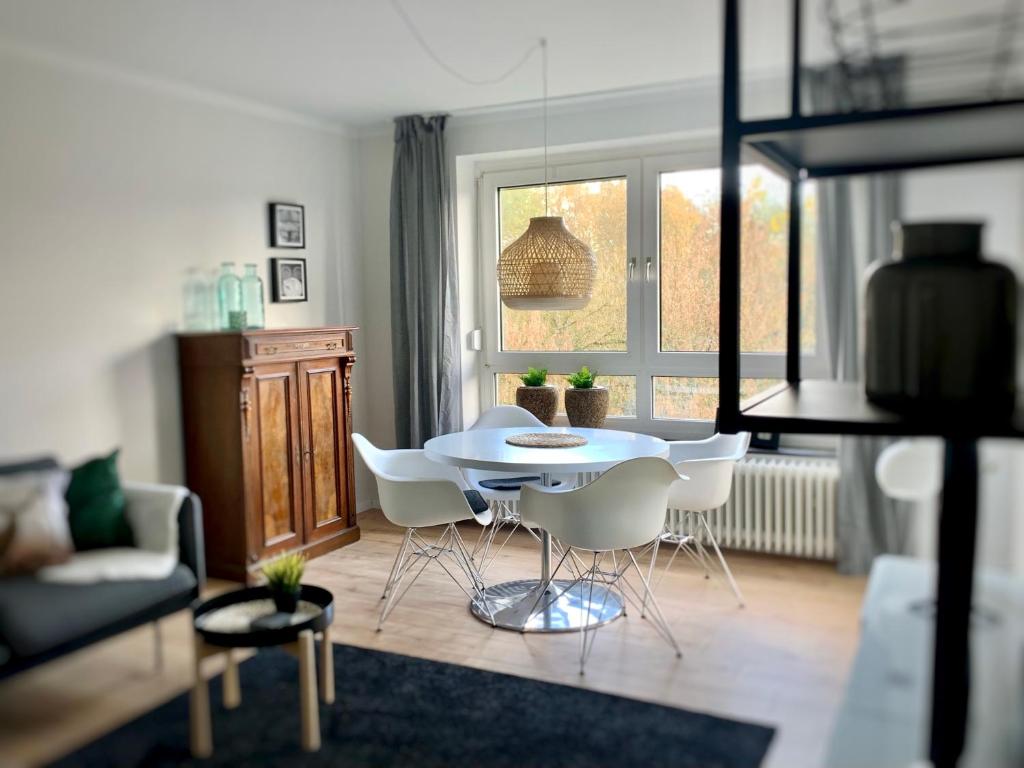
470;578;624;633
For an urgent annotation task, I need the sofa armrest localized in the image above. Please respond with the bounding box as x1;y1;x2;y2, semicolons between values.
178;493;206;591
122;482;205;591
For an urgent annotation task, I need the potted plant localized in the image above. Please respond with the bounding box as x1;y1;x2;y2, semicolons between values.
515;367;558;425
262;552;305;614
564;366;609;428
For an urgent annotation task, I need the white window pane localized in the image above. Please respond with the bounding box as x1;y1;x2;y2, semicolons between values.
659;166;817;354
653;377;782;421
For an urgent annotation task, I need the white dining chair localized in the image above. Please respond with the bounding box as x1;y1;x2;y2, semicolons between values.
519;457;683;674
352;433;494;630
650;432;751;608
464;405;574;573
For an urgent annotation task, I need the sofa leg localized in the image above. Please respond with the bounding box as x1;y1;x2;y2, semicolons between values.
153;620;164;673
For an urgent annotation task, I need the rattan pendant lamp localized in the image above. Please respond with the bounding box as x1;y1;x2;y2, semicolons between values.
498;39;596;311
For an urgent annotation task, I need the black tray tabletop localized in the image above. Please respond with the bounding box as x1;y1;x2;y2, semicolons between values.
192;584;334;648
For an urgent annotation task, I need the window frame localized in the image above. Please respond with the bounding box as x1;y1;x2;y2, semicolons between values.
478;147;829;439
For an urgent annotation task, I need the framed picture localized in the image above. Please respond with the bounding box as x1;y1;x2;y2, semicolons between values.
269;202;305;248
271;257;308;302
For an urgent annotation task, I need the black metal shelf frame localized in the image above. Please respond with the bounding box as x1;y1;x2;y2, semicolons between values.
717;2;1023;767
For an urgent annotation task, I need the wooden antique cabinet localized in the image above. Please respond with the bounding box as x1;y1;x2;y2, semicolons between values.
178;327;360;581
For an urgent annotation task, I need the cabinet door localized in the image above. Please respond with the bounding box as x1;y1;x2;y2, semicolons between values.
297;358;351;542
245;363;304;560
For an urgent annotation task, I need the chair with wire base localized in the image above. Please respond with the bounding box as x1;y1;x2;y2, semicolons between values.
647;432;750;609
352;434;495;630
462;406;575;574
519;457;683;674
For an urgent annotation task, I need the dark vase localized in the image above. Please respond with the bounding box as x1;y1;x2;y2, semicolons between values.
864;221;1018;415
271;587;300;614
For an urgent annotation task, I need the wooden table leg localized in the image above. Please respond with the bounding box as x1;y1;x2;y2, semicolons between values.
296;629;320;751
223;648;241;709
190;635;213;758
319;626;335;705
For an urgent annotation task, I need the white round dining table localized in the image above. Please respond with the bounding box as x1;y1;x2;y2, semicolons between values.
423;426;669;633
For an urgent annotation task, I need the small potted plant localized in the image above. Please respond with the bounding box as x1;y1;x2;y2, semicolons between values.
515;367;558;425
564;366;609;428
262;552;306;614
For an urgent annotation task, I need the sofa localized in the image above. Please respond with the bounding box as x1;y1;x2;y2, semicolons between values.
0;458;205;679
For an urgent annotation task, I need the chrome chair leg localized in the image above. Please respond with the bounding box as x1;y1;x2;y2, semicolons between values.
696;512;745;607
624;550;682;658
381;528;413;600
654;512;745;608
578;551;601;675
378;524;494;631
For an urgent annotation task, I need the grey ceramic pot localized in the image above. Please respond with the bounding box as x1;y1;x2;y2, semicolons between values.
516;385;558;426
565;387;609;428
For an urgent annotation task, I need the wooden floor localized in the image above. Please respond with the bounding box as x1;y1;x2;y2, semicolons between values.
0;510;866;768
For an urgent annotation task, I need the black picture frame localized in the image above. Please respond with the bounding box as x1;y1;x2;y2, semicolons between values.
270;257;308;303
268;202;305;248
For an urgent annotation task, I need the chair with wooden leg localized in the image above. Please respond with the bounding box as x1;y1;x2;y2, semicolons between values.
518;457;684;674
352;434;494;629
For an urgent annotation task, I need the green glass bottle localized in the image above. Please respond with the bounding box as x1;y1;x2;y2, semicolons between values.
217;262;244;330
241;263;265;329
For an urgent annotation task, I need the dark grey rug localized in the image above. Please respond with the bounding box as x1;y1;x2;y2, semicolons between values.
52;643;774;768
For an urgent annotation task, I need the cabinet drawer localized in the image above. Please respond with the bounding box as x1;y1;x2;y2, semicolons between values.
243;331;352;362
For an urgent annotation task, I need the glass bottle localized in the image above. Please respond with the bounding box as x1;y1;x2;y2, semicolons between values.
217;262;245;330
204;269;220;330
241;263;265;329
183;268;209;331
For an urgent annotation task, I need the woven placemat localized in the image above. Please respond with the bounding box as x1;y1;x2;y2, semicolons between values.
505;432;588;448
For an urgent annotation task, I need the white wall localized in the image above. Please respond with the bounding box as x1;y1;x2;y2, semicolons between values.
0;47;374;508
902;162;1024;576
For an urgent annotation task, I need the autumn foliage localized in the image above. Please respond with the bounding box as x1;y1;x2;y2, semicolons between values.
495;167;817;421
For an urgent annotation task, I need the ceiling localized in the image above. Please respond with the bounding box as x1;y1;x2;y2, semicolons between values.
0;0;792;127
0;1;1013;128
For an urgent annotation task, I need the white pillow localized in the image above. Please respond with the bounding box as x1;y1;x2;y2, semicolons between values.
0;470;72;575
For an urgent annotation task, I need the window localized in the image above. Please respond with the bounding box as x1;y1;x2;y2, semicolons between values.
479;152;826;437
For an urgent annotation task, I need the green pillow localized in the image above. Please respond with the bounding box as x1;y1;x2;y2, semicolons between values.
66;449;133;551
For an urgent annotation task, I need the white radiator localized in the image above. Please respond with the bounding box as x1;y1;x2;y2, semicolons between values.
667;455;840;560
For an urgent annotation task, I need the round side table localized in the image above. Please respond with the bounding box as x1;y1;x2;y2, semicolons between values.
190;585;334;757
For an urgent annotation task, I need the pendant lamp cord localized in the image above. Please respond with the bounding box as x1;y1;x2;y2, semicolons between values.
391;0;549;214
541;37;549;216
391;0;543;85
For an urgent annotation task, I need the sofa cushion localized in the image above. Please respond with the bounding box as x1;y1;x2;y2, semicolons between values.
0;563;196;657
0;469;73;575
66;449;133;551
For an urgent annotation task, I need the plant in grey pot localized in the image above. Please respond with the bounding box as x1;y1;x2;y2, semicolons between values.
262;552;305;614
564;366;609;428
515;367;558;425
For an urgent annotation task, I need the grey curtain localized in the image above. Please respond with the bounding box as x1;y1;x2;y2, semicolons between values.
390;115;462;448
808;63;911;574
